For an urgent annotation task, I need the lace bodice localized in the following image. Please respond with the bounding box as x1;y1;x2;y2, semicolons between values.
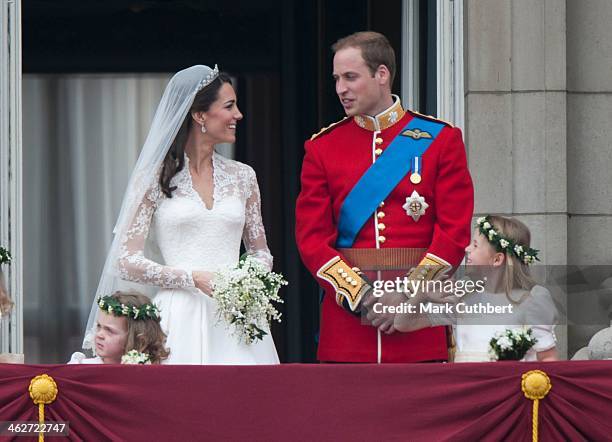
117;153;273;289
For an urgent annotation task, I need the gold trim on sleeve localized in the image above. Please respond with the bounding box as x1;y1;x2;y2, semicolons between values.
317;256;371;311
408;253;452;281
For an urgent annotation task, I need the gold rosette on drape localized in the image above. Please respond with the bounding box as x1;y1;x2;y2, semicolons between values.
521;370;552;442
29;374;58;442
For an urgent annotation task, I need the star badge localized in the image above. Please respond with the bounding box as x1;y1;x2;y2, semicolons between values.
403;190;429;221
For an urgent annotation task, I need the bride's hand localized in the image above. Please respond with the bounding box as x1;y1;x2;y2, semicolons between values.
192;271;215;296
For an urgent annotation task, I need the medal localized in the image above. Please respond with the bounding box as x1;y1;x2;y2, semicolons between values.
403;190;429;222
410;157;422;184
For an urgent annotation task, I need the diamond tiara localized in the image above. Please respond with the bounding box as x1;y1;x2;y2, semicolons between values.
197;64;219;91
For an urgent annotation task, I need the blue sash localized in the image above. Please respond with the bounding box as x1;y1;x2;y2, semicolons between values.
336;116;444;248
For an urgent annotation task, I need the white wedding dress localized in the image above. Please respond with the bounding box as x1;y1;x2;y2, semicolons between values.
117;152;279;364
453;285;557;362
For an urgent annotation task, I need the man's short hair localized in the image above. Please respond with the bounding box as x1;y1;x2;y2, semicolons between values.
332;31;396;87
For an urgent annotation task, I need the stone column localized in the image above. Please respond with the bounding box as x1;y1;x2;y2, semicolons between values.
463;0;568;355
566;0;612;355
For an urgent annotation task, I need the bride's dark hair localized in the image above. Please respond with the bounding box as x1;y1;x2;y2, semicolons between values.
159;72;233;197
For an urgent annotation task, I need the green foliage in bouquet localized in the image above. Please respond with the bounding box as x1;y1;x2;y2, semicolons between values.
0;247;11;265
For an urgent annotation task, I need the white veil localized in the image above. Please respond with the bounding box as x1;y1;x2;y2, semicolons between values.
82;65;219;350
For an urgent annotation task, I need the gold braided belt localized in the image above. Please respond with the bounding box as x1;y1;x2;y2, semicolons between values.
339;248;427;271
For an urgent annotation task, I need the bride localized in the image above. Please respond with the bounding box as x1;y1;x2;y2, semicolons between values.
83;65;279;364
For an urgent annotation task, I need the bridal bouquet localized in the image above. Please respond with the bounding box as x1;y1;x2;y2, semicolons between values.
213;255;287;345
489;327;537;361
0;246;13;316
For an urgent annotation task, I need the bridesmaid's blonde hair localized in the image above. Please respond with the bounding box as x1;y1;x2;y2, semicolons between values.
487;215;537;303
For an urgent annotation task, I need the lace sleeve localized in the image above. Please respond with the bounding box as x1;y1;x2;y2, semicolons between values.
117;184;195;288
242;167;273;270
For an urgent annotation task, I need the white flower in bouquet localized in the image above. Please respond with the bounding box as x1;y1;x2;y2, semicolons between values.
121;349;151;365
496;336;512;350
213;255;288;345
511;328;522;339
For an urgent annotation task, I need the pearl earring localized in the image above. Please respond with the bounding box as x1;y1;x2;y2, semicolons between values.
201;123;207;134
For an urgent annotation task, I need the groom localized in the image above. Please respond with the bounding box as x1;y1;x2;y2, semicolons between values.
296;31;473;363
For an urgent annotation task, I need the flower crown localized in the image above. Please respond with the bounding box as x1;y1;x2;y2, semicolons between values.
197;64;219;91
0;247;11;265
97;295;161;320
476;216;540;265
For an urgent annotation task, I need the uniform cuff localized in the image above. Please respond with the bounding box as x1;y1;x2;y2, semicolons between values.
317;256;371;311
408;253;452;281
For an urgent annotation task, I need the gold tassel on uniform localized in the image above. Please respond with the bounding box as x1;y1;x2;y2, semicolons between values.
29;374;58;442
521;370;552;442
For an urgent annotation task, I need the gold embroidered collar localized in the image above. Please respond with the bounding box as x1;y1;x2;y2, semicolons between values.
353;95;406;131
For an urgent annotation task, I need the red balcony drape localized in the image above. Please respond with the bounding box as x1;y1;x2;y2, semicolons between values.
0;361;611;441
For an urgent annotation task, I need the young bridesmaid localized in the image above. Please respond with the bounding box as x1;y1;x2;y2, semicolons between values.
69;292;169;364
395;215;558;362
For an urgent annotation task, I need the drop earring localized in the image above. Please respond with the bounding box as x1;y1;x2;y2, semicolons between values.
201;123;207;134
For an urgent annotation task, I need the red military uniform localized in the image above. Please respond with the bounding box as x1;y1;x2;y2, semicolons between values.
296;96;474;362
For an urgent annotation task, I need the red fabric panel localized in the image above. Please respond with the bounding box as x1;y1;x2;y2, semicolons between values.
0;361;611;441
